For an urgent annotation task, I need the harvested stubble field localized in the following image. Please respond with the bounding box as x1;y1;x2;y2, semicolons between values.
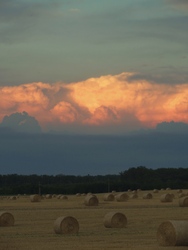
0;189;188;250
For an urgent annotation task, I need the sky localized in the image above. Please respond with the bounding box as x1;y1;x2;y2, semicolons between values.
0;0;188;175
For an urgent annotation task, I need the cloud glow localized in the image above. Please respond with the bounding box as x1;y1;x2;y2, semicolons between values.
0;72;188;132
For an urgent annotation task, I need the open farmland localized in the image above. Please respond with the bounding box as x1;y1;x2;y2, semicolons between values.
0;189;188;250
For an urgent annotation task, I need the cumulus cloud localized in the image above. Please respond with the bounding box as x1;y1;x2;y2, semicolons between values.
0;72;188;133
0;111;41;133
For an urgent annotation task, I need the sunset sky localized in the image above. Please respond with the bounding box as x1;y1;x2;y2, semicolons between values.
0;0;188;175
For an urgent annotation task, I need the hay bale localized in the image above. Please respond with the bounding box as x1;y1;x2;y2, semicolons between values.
179;196;188;207
130;193;138;199
157;220;188;246
153;189;159;193
143;193;152;199
60;195;68;200
115;193;129;202
30;194;41;202
160;193;173;202
179;193;186;198
84;195;99;206
10;196;17;200
103;193;115;201
104;212;127;228
132;190;137;194
54;216;79;234
0;212;15;227
45;194;52;199
177;189;182;193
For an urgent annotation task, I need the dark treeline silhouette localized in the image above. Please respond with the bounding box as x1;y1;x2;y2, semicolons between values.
0;166;188;195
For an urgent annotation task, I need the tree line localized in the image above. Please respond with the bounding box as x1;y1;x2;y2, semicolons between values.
0;166;188;195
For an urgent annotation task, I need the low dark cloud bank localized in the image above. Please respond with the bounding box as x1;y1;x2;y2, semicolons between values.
0;112;187;175
0;129;187;176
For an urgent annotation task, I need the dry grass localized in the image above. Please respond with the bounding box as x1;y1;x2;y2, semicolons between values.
0;189;188;250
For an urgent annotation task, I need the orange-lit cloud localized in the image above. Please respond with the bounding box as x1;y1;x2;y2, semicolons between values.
0;72;188;132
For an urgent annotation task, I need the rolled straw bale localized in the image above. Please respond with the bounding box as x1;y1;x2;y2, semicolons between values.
132;190;137;194
160;193;173;202
179;196;188;207
143;193;153;199
179;193;186;198
60;195;68;200
76;193;81;196
157;220;188;246
153;189;159;193
130;193;138;199
0;212;14;227
177;189;182;193
10;196;17;200
45;194;52;199
104;212;127;228
115;193;129;202
103;193;115;201
54;216;79;234
166;187;171;190
84;195;99;206
30;194;41;202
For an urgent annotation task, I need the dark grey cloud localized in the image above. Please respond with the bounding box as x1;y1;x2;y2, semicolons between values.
127;69;188;85
0;111;41;134
0;123;188;175
156;121;188;134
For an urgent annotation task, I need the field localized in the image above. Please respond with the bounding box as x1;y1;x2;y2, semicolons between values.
0;189;188;250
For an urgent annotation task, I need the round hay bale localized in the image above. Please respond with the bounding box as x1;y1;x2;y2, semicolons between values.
84;195;99;206
0;212;15;227
104;212;127;228
30;194;41;202
143;193;153;199
130;193;138;199
115;193;129;202
60;195;68;200
132;190;137;194
103;193;115;201
10;196;17;200
160;193;173;202
166;187;171;190
179;193;186;198
45;194;52;199
76;193;81;196
54;216;79;234
157;220;188;246
179;196;188;207
177;189;182;193
153;189;159;193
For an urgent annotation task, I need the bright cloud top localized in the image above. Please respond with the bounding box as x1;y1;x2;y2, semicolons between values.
1;72;188;133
